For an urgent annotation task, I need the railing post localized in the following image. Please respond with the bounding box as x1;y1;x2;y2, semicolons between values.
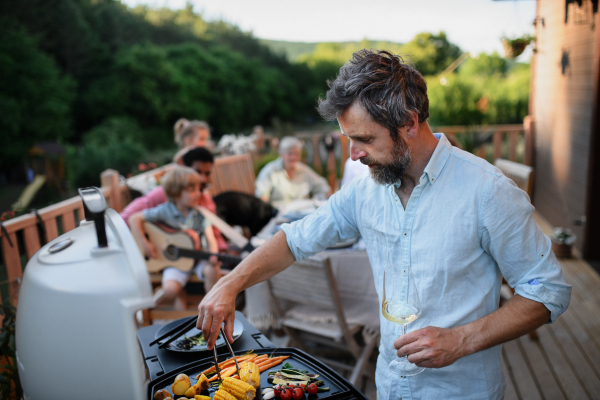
312;136;322;174
327;151;336;193
523;116;534;167
1;231;21;305
493;131;503;161
101;169;122;212
340;134;349;178
509;131;518;162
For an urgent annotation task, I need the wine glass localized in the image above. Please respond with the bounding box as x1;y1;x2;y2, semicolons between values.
382;263;425;376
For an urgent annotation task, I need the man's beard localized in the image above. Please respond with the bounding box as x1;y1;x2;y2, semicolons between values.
361;136;411;185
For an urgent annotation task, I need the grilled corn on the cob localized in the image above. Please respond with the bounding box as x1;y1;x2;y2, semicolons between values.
214;388;237;400
222;377;256;400
239;361;260;388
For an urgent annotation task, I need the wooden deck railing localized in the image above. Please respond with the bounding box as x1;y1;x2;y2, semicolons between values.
297;117;534;193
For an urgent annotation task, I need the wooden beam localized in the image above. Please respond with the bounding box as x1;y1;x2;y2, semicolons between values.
524;115;535;167
583;9;600;259
493;131;503;161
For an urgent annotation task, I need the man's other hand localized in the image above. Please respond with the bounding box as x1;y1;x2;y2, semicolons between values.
394;326;470;368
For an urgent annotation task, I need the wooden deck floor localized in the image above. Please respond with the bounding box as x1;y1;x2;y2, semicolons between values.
502;212;600;400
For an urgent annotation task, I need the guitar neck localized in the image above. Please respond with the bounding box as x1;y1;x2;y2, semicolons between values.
174;248;242;266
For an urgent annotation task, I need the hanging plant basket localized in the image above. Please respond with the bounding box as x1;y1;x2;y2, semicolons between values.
501;35;535;59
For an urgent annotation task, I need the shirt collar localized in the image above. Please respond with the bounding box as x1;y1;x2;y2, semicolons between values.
423;133;452;185
387;132;452;188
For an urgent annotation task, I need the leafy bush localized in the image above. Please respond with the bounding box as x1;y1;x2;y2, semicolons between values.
69;117;149;188
0;301;21;399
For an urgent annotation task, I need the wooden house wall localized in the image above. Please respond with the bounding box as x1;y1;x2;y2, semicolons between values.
532;0;598;252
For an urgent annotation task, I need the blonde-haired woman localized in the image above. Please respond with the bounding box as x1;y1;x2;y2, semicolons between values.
173;119;212;164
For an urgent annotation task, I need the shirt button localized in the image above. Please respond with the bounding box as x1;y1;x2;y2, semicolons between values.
403;232;408;236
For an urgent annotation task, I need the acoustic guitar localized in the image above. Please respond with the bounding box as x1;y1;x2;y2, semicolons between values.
135;222;242;273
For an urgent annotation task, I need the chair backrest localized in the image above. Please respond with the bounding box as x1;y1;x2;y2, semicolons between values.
494;158;535;199
210;153;256;196
269;258;340;310
268;257;360;353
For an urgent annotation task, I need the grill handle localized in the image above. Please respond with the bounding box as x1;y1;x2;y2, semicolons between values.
78;187;108;248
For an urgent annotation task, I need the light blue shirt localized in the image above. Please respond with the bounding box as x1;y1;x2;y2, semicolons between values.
281;134;571;400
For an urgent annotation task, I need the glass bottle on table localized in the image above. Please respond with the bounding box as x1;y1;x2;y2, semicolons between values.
382;262;425;376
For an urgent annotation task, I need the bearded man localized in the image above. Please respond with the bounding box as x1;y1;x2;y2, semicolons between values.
196;50;571;400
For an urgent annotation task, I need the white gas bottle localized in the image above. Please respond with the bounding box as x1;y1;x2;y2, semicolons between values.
16;187;153;400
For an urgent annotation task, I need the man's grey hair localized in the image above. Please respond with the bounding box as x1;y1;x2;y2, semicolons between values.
278;136;303;155
317;49;429;141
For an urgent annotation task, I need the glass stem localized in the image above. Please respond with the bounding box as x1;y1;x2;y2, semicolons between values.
401;324;407;360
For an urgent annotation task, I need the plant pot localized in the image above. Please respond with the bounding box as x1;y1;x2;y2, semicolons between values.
502;39;528;59
551;242;572;258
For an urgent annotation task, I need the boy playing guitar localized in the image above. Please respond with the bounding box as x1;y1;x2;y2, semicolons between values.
130;166;220;310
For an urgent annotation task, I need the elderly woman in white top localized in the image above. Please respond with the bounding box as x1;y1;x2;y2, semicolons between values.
255;136;331;208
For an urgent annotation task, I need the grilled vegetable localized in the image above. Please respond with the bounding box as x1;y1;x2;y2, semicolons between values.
172;373;192;396
239;361;261;388
154;389;173;400
196;374;209;390
194;396;211;400
214;388;238;400
185;385;200;397
272;378;309;386
221;377;256;400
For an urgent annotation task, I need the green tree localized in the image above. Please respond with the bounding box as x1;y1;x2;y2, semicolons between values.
0;21;75;170
458;52;508;77
401;32;462;76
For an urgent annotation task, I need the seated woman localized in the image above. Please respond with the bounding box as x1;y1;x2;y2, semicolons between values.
255;136;331;208
172;119;212;164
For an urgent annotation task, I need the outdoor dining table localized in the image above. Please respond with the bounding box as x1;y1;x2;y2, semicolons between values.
244;199;380;334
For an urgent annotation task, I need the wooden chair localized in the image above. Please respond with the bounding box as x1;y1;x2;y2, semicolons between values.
494;158;538;340
268;257;378;386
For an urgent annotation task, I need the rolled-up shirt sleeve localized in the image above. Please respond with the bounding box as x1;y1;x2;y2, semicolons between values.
481;175;572;323
281;183;360;260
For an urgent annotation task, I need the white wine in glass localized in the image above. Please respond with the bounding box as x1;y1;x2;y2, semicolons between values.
382;266;425;376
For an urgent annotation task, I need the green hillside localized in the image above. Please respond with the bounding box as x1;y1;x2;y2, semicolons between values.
260;39;405;62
